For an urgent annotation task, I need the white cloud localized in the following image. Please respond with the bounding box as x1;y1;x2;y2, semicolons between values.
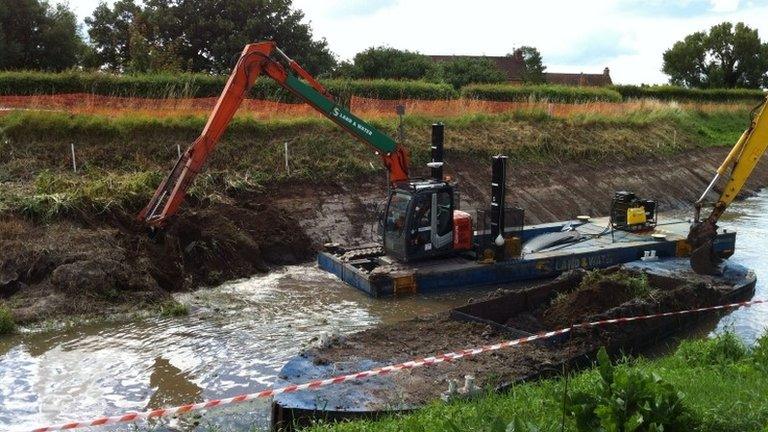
295;0;768;84
710;0;741;12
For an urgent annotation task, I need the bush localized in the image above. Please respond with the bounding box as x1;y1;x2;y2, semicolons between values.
429;57;507;89
676;331;749;367
0;71;457;102
339;47;437;80
0;306;15;335
462;84;623;103
160;301;189;317
566;347;692;432
612;84;765;103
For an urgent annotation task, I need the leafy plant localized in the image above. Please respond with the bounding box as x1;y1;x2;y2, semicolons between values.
566;347;692;432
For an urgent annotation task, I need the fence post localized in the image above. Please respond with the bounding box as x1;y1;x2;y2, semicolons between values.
284;142;290;175
70;143;77;173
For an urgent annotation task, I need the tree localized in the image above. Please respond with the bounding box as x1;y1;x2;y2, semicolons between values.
515;46;546;84
433;57;506;89
85;0;143;71
663;22;768;88
0;0;84;71
341;47;436;80
85;0;335;75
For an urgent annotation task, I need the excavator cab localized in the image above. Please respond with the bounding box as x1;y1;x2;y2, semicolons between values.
382;180;456;262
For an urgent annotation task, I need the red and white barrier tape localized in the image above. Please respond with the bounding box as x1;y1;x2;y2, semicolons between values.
23;298;766;432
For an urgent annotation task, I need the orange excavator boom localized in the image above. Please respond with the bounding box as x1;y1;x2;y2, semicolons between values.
138;41;409;227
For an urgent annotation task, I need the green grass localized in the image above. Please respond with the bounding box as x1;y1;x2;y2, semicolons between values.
0;305;15;335
305;333;768;432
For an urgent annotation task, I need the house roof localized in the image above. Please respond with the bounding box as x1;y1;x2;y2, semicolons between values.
545;71;612;86
427;53;613;86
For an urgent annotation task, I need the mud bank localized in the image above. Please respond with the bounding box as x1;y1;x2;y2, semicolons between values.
0;197;314;324
1;146;766;324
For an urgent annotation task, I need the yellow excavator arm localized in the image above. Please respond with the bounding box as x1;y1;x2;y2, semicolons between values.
688;97;768;274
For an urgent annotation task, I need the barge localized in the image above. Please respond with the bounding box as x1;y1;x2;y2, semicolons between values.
273;258;756;429
319;215;736;296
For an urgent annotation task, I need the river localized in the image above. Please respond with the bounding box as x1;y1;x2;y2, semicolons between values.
2;191;768;431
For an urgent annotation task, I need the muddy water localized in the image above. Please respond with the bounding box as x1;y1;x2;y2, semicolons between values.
0;266;489;431
3;192;768;431
713;189;768;344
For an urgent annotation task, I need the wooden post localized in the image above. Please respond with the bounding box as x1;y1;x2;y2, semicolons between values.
70;143;77;173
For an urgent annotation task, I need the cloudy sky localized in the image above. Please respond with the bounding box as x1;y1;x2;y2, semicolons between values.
67;0;768;84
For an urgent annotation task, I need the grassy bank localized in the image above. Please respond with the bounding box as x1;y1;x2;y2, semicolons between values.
0;104;749;220
306;332;768;432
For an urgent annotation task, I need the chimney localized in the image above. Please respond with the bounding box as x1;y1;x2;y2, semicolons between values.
604;67;610;76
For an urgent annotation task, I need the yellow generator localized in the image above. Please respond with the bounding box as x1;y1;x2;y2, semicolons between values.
610;191;657;232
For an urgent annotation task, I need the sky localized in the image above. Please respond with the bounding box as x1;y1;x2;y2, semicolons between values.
66;0;768;84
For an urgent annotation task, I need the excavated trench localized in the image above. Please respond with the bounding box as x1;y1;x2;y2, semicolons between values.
1;147;767;324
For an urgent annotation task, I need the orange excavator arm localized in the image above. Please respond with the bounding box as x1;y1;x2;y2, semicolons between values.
138;41;409;227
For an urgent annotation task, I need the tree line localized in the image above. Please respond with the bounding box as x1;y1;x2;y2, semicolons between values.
0;0;544;88
3;0;768;90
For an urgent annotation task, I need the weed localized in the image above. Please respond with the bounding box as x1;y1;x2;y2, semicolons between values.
0;305;15;335
160;301;189;317
676;331;749;367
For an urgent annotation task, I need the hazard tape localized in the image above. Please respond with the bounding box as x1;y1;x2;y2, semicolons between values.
23;298;767;432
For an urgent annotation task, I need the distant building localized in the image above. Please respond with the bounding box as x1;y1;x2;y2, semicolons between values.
426;53;613;87
545;68;613;86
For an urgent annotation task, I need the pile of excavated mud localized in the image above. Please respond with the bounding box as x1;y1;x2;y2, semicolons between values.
300;266;750;407
503;269;722;332
0;192;314;324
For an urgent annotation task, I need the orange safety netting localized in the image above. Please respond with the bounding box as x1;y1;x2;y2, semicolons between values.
0;94;751;120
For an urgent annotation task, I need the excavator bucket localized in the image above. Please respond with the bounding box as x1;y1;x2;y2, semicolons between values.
687;219;723;275
689;239;722;275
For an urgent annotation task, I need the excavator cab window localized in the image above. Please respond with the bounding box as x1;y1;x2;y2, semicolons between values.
383;191;411;259
383;184;456;262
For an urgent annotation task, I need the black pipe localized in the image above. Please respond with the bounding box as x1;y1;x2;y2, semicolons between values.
490;155;508;245
431;123;444;181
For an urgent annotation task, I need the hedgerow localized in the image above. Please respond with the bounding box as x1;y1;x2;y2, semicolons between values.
1;71;765;104
612;84;765;103
461;84;623;103
0;71;457;103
